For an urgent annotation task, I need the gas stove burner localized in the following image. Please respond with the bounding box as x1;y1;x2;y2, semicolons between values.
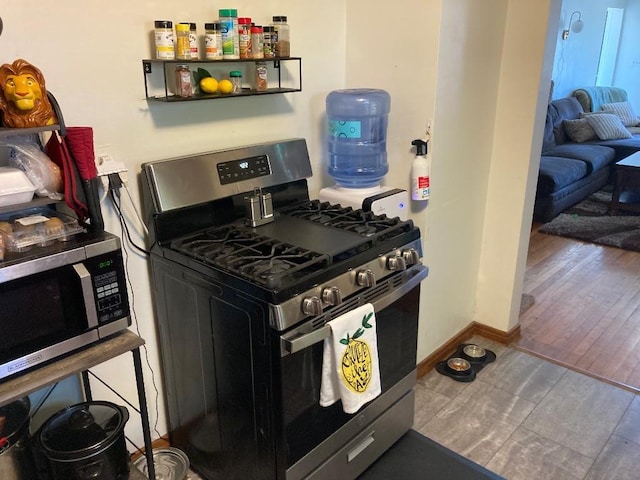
284;200;351;224
346;222;379;236
246;258;293;279
175;227;332;288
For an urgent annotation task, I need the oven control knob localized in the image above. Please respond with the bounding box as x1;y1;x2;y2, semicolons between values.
387;255;407;271
356;269;376;287
302;296;323;316
402;248;420;266
322;286;343;306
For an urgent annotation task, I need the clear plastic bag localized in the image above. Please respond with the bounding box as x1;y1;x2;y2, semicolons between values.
0;134;63;200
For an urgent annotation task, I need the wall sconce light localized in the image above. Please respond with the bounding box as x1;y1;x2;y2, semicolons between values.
562;11;584;40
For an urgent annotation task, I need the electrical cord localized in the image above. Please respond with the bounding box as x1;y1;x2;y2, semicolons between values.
110;191;150;256
106;173;163;440
124;182;149;237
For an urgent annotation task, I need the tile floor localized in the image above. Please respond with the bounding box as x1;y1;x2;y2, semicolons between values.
414;336;640;480
187;335;640;480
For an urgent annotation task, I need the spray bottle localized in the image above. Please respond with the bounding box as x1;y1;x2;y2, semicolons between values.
411;138;431;201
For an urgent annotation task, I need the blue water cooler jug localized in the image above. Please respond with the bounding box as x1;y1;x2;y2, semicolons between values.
326;89;391;188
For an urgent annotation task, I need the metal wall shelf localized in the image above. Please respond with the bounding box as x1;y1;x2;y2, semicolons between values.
142;57;302;102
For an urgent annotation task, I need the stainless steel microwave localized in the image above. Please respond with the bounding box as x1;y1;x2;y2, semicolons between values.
0;232;130;380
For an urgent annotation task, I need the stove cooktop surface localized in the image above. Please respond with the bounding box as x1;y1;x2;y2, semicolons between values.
169;200;419;291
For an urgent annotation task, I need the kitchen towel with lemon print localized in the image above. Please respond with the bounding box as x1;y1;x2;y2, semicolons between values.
320;303;381;414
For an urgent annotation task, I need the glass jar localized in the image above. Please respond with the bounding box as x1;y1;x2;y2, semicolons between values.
271;16;290;57
175;65;192;97
238;17;252;59
263;26;275;59
255;62;268;92
250;26;264;59
205;23;223;60
188;23;198;59
175;23;191;60
154;20;175;60
230;70;242;93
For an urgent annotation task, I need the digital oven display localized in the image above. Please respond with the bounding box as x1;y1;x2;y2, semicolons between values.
217;155;271;184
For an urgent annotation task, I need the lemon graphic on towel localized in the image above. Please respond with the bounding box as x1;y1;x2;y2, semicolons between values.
340;312;375;393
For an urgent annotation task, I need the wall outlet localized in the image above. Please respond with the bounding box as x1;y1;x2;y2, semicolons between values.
95;145;127;182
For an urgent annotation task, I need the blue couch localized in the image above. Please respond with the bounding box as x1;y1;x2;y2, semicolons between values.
533;88;640;223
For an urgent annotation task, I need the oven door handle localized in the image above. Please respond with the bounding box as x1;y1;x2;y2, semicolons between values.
283;265;428;355
73;263;99;329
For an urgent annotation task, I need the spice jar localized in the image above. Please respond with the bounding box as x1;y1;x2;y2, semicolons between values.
189;23;199;59
238;17;252;59
271;16;290;57
230;70;242;93
255;62;268;92
175;65;192;97
250;26;264;59
175;23;191;60
205;23;223;60
219;9;239;59
154;20;175;60
263;26;275;59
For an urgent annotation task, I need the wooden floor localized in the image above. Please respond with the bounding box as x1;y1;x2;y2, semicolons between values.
514;223;640;394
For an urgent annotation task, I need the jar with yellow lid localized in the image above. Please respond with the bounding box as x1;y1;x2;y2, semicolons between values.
175;23;191;60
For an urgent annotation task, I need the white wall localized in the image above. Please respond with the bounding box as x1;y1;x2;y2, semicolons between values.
1;0;554;447
614;1;640;106
2;0;346;448
552;0;628;99
475;0;560;332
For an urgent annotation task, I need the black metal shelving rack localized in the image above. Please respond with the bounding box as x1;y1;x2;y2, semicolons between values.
142;57;302;101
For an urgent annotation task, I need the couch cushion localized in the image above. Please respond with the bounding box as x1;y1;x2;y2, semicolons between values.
542;108;556;151
600;101;639;127
537;156;589;195
549;97;585;144
585;136;640;161
563;118;596;142
541;144;615;174
585;113;633;140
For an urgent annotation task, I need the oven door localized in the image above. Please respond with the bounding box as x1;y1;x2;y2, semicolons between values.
278;265;427;479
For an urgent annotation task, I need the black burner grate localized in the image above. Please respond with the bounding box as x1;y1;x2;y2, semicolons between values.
172;225;330;289
281;200;413;239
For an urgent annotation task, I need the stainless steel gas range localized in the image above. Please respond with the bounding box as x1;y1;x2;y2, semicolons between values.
141;139;428;480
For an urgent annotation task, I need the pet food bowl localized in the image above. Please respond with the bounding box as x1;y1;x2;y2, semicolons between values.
446;357;471;374
462;344;487;360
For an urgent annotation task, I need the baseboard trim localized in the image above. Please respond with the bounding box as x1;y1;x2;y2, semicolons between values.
417;322;521;378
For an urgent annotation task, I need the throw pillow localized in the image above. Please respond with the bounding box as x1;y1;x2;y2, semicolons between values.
563;119;597;142
585;113;633;140
600;101;638;127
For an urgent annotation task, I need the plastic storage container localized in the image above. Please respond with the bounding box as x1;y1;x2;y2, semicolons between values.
0;167;36;207
0;207;85;253
326;89;391;188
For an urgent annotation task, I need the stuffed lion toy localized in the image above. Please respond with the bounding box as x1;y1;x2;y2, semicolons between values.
0;59;57;128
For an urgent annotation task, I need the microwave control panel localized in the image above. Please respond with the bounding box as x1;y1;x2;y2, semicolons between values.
86;250;130;324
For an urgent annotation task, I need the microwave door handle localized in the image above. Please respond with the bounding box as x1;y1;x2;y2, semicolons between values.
73;263;99;328
283;265;428;355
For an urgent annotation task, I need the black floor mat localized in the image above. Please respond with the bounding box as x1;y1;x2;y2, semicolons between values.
358;430;504;480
